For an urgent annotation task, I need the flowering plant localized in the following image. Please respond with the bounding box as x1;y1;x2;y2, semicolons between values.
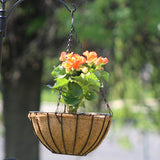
51;50;109;114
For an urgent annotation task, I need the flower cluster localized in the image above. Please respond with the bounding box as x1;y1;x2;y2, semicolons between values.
83;51;108;66
59;51;108;72
60;52;86;71
51;50;109;114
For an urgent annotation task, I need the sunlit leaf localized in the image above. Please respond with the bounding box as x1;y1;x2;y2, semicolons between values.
73;73;101;92
53;78;69;89
51;65;66;78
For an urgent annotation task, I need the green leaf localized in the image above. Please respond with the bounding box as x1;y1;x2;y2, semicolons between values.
73;73;101;92
85;90;97;100
82;101;86;108
53;78;69;89
46;84;53;89
93;70;101;79
101;71;109;83
60;82;83;106
62;93;81;106
94;70;109;83
51;65;66;78
68;82;83;97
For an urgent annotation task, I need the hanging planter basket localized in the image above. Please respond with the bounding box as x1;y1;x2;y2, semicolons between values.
28;111;112;156
28;0;113;156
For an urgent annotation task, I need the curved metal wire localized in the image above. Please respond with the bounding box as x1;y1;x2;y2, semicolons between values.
56;86;62;113
58;0;84;54
0;0;24;37
0;0;24;71
100;88;113;116
58;0;76;13
7;0;24;19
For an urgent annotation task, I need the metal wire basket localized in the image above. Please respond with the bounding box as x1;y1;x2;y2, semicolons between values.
28;111;112;156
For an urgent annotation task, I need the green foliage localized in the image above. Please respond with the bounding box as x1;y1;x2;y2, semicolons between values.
73;72;101;92
52;68;108;113
68;82;83;97
99;70;110;84
51;65;66;78
53;78;69;89
26;16;46;36
85;90;97;100
51;51;109;113
61;82;83;109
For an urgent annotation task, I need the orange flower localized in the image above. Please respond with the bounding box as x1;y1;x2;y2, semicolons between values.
59;52;66;61
59;52;74;61
73;54;86;66
62;53;86;71
95;57;109;65
62;57;74;71
83;51;97;64
66;52;74;58
60;50;108;72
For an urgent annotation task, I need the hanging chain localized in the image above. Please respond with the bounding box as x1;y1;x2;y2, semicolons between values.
65;4;84;54
56;86;62;113
66;9;76;53
100;88;113;115
59;0;84;54
56;0;85;113
57;0;77;113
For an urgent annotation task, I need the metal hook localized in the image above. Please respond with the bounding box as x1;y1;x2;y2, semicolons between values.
71;3;76;12
58;0;76;13
0;0;24;71
7;0;24;19
0;0;24;37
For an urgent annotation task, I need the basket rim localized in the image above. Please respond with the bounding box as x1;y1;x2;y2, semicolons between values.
28;111;113;117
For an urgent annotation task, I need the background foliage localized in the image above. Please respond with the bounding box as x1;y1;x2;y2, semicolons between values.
42;0;160;131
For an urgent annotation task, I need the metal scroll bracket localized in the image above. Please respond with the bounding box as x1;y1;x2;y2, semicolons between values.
0;0;24;72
